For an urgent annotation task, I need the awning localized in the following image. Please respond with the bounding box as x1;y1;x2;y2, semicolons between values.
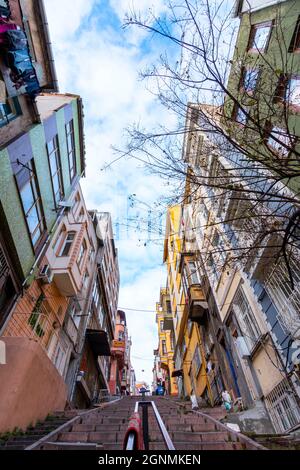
86;329;111;356
172;369;183;378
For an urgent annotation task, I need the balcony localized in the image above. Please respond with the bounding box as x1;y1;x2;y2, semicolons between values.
188;285;208;323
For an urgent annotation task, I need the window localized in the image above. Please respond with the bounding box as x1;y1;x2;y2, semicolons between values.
274;75;300;108
77;208;85;223
70;304;81;328
234;105;248;125
267;126;295;156
59;231;75;257
166;300;172;314
92;280;100;308
0;239;17;328
17;160;46;247
186;261;200;286
65;119;76;181
98;301;104;327
118;330;124;341
232;288;261;351
242;68;260;93
248;21;272;52
162;339;167;355
52;226;65;254
47;136;64;205
83;270;89;290
77;239;87;269
160;320;164;331
170;334;175;351
193;345;202;377
286;76;300;107
0;95;21;127
73;192;80;212
289;15;300;52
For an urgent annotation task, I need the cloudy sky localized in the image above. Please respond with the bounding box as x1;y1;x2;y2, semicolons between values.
44;0;177;387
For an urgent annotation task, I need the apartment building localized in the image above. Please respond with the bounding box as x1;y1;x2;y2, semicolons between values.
226;0;300;192
162;205;215;403
109;310;129;395
0;92;87;431
154;287;178;395
179;100;300;433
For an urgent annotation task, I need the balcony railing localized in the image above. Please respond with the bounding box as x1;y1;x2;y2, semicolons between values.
265;259;300;339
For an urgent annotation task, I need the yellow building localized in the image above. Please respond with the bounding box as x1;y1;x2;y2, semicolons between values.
162;205;213;403
155;288;178;396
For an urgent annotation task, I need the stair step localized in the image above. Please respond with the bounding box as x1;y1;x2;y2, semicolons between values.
41;442;103;450
171;431;230;442
173;441;245;450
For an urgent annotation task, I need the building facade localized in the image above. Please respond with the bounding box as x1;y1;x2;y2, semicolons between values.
154;287;178;395
172;99;300;433
109;309;129;395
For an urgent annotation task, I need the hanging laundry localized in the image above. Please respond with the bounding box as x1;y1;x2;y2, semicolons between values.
0;22;18;34
0;29;27;49
7;53;33;77
0;6;11;20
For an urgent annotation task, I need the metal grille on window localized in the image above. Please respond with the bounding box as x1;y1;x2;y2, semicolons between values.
265;259;300;338
265;378;300;433
232;288;261;351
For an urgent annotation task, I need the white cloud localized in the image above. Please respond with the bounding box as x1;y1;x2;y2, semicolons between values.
44;0;95;40
109;0;167;21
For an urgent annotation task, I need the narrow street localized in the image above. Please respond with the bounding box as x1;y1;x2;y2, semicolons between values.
0;397;263;451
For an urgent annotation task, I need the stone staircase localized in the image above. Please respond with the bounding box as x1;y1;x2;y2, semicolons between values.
151;398;247;450
0;411;78;450
0;397;265;450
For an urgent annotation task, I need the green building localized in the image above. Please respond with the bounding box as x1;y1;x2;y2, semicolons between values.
0;93;85;331
225;0;300;190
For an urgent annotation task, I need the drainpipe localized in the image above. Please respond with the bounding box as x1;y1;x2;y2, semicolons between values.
36;0;59;92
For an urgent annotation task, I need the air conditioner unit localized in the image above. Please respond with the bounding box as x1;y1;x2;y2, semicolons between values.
39;264;53;284
235;336;251;358
58;200;73;210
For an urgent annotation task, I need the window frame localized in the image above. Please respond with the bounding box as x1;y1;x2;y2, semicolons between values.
240;67;260;94
16;159;46;250
77;239;87;270
59;231;76;257
193;345;202;377
46;135;64;207
266;124;296;157
289;15;300;52
0;96;22;127
247;21;273;53
65;119;77;182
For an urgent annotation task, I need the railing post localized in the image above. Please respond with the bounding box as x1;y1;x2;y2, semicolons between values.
140;402;149;450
